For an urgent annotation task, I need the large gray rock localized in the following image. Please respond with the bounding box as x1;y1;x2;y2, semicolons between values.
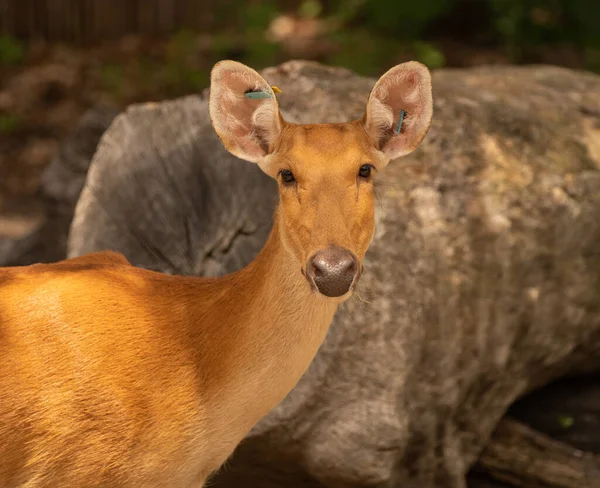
68;61;600;488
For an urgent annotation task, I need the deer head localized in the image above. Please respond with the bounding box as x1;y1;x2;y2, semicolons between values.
209;60;433;299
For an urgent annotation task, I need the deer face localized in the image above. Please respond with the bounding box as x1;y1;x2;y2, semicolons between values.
209;61;433;299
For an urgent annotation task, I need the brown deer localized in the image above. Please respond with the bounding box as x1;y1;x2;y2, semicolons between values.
0;60;432;487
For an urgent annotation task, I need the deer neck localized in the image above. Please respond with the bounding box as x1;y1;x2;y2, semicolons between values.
188;208;339;436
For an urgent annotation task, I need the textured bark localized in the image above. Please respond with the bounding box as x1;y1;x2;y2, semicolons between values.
67;95;277;276
45;61;600;487
476;418;600;488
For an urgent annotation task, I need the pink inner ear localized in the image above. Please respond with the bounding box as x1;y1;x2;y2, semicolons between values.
373;70;422;135
211;67;279;160
366;63;432;158
219;71;264;135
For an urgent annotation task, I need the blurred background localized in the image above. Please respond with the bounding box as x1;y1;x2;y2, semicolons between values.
2;3;600;487
1;0;600;232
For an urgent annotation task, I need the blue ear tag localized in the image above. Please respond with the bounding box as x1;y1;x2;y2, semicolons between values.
394;109;406;135
244;91;273;99
244;85;282;100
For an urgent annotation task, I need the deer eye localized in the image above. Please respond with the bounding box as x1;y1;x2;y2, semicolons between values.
280;169;295;184
358;164;373;179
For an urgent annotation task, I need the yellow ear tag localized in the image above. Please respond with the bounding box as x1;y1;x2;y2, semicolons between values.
271;85;282;94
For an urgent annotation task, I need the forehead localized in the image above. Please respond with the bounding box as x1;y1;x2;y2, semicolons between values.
280;123;376;168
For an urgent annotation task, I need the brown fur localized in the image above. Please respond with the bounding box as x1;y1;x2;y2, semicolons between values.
0;60;432;487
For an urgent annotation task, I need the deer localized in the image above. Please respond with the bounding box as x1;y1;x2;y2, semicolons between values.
0;59;433;487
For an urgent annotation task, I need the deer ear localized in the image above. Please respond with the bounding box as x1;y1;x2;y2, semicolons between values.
363;61;433;161
209;60;283;163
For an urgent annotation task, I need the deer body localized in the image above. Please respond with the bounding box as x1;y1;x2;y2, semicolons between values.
0;60;432;486
0;217;336;487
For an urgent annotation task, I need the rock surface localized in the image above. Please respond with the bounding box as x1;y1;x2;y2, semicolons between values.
32;61;600;486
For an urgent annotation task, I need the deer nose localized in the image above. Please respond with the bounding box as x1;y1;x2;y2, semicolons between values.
306;247;360;298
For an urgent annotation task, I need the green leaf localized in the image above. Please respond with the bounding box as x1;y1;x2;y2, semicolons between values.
0;114;20;134
299;0;323;19
413;41;446;69
557;415;574;429
0;36;25;66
